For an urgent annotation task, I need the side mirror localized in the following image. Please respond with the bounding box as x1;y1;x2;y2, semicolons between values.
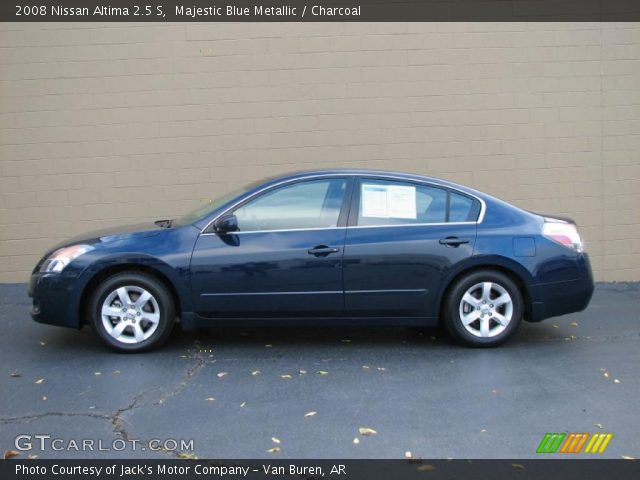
214;214;238;233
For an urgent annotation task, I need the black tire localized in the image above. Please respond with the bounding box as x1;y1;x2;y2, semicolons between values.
89;271;175;352
444;270;523;347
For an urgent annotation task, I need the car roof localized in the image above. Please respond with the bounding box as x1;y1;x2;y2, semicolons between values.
271;169;483;197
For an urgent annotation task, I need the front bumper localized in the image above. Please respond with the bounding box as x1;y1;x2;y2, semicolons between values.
29;272;82;328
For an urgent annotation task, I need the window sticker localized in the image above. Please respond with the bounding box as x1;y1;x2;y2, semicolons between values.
361;184;417;219
388;185;417;219
361;184;389;218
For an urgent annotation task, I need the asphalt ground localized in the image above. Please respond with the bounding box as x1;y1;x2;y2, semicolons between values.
1;283;638;460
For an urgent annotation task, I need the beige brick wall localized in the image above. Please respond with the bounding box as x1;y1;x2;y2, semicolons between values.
1;22;639;282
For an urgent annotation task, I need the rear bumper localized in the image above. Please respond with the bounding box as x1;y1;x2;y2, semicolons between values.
29;272;82;329
528;256;595;322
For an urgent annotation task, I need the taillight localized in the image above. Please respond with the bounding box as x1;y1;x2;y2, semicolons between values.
542;218;584;252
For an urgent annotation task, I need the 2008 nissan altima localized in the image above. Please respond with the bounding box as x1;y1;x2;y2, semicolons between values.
29;170;594;351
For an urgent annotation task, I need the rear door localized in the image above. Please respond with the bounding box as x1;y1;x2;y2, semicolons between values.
343;177;479;318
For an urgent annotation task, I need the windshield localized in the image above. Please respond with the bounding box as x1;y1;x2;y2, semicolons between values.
174;179;263;226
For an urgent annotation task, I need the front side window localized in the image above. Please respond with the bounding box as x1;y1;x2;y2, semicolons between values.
233;178;347;232
357;179;479;226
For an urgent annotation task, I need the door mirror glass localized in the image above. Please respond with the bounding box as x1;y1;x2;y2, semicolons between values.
214;214;239;233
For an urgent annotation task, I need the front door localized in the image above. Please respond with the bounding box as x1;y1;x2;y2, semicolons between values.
191;177;351;318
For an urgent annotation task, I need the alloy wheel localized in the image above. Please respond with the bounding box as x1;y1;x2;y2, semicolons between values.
101;285;160;344
458;282;513;338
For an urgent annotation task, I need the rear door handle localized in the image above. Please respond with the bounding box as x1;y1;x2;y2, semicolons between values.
439;236;469;247
308;245;340;256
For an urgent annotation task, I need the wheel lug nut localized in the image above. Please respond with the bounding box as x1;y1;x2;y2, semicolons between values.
490;304;494;308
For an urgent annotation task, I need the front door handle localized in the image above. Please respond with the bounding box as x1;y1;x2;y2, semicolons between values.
308;245;340;256
439;236;469;247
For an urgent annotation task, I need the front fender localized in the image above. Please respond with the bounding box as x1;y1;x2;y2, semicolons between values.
62;252;193;328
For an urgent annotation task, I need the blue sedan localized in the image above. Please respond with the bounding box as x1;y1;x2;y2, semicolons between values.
29;170;594;351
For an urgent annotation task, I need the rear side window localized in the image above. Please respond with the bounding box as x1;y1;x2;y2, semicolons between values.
356;179;479;226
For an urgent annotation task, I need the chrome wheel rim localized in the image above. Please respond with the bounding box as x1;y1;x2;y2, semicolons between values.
459;282;513;338
101;286;160;344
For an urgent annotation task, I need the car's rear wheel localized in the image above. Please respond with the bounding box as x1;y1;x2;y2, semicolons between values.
89;272;175;352
444;270;523;347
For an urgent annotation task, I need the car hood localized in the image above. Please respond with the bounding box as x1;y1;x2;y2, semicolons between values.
50;222;166;252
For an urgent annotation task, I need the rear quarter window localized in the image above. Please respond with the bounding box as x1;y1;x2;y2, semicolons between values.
449;192;480;222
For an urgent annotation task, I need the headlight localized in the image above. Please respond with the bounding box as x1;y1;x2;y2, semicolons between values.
40;244;94;273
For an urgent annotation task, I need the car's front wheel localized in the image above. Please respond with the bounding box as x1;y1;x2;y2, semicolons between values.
89;272;175;352
444;270;523;347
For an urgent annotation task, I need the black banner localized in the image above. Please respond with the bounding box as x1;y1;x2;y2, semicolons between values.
1;459;639;480
2;0;640;22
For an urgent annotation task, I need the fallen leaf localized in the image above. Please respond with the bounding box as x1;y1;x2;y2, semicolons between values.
621;455;635;460
94;372;102;376
240;402;246;407
265;344;273;348
377;367;387;371
603;372;610;378
491;389;498;394
416;465;435;471
552;324;559;329
317;370;329;375
298;369;307;375
570;322;579;327
480;429;487;433
42;396;47;401
341;339;352;343
614;379;620;384
27;454;38;459
353;437;360;445
280;374;292;380
217;372;228;378
359;427;377;436
9;371;20;378
39;341;46;346
512;463;525;470
405;451;413;459
205;397;215;401
271;437;281;444
595;423;603;429
177;452;197;459
113;370;121;375
267;447;281;454
252;370;260;376
4;450;19;459
362;365;370;370
304;411;317;418
35;378;44;384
